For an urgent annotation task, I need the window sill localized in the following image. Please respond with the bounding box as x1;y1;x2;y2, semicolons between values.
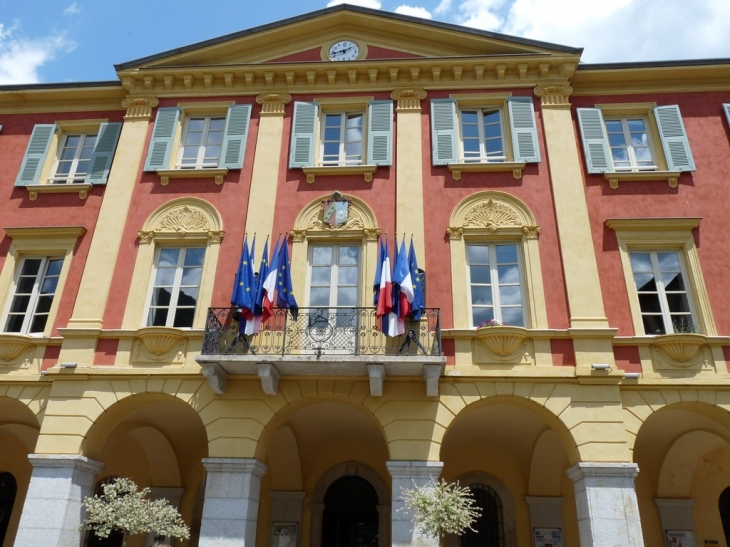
156;168;229;186
26;183;92;201
448;161;526;181
302;165;377;184
604;170;680;190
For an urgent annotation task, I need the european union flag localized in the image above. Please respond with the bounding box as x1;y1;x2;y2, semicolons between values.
232;236;256;333
276;240;299;320
409;238;425;320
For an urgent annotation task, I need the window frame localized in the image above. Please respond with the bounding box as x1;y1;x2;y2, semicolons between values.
603;116;658;172
458;106;508;164
606;218;715;336
0;226;85;338
144;245;207;329
177;115;227;169
306;243;363;308
465;242;526;328
319;111;366;167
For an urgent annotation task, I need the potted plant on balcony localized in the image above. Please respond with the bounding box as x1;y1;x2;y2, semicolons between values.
79;477;190;547
401;478;481;546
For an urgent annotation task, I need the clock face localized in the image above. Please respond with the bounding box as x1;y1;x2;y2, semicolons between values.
328;40;360;61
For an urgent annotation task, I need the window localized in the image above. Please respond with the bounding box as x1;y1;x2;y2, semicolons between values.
178;116;226;169
15;121;122;188
430;95;540;177
308;244;361;308
467;243;524;327
289;100;393;180
629;251;696;335
607;218;716;336
146;247;206;328
577;104;695;181
52;133;97;183
459;108;506;163
143;103;252;173
321;112;364;166
3;257;63;334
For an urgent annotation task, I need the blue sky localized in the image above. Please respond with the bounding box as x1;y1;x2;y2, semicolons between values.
1;0;729;85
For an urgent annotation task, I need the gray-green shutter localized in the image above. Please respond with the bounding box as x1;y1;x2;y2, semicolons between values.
367;100;393;166
654;105;695;171
507;97;540;163
289;102;318;168
143;107;180;171
15;124;56;186
577;108;612;173
85;122;122;185
724;104;730;129
431;98;457;165
221;104;252;169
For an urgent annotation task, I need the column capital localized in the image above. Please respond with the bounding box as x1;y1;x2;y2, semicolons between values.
391;88;427;111
28;454;104;474
386;460;444;478
202;457;268;477
567;461;639;482
534;84;573;108
122;95;159;119
256;92;292;116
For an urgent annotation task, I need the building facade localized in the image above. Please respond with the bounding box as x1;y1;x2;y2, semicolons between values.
1;5;730;547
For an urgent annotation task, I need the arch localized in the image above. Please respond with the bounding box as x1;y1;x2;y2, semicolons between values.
140;196;224;238
658;430;727;498
446;191;547;329
289;194;381;314
311;462;390;547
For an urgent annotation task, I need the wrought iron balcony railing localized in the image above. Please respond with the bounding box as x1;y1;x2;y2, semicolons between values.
202;307;441;358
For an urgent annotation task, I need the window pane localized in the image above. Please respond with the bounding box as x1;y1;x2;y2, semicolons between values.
633;273;656;292
642;315;665;335
5;315;24;333
40;277;59;295
181;267;203;286
499;286;523;306
630;253;652;272
158;248;180;267
497;265;519;284
183;130;203;146
662;272;686;291
471;286;493;306
470;265;491;284
312;247;333;265
339;247;359;265
154;268;176;287
173;308;195;328
29;314;48;334
183;248;205;267
21;259;42;276
178;287;199;307
666;293;691;313
337;287;357;306
671;316;695;333
150;288;172;307
310;287;330;306
467;245;489;264
472;307;494;327
338;267;358;285
187;119;205;131
17;277;36;294
496;244;517;263
657;252;680;271
46;259;64;276
501;307;524;327
34;295;53;314
638;293;662;313
148;308;168;327
311;266;331;285
9;295;31;314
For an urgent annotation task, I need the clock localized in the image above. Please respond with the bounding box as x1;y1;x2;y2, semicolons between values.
328;40;360;61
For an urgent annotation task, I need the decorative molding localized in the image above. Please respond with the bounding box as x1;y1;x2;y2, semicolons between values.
202;363;228;394
290;229;307;243
294;194;379;241
446;227;463;240
448;161;524;181
302;164;376;184
160;206;210;233
122;96;159;119
257;363;280;395
464;199;522;231
534;84;573;107
391;88;427;111
138;198;224;245
256;92;292;115
448;192;538;239
364;228;381;241
134;327;187;363
651;334;708;369
156;168;228;186
0;335;35;368
522;225;541;239
26;183;91;201
473;326;531;364
604;170;680;190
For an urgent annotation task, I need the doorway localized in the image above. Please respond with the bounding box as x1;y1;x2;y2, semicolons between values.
321;475;378;547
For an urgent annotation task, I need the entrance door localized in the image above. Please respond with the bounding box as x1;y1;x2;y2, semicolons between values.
0;472;17;546
321;475;378;547
306;245;361;355
461;484;504;547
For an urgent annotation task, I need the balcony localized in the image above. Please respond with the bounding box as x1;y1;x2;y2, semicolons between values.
196;307;445;396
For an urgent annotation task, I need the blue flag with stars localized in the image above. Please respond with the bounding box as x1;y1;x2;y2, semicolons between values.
409;238;425;320
231;236;256;330
276;240;299;320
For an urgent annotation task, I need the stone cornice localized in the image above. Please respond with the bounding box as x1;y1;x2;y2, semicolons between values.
115;55;581;97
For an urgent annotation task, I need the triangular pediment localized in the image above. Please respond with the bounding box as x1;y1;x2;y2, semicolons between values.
116;4;581;71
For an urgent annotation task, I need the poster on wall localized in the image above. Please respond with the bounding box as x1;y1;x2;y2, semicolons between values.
666;530;697;547
272;522;298;547
534;528;563;547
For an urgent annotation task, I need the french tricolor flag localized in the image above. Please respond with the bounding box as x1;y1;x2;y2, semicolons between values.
375;239;398;336
392;237;414;334
261;238;280;322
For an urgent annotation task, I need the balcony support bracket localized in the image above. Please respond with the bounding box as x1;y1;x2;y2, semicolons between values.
202;363;228;394
367;364;385;396
258;363;281;395
424;364;441;397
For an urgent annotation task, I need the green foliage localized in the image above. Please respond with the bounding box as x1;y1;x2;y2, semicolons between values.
401;478;481;541
79;477;190;541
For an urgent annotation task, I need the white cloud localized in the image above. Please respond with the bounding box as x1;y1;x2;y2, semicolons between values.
64;2;81;16
438;0;730;63
394;5;432;18
0;23;76;85
327;0;382;8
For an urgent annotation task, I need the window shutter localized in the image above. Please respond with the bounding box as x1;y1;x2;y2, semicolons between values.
507;97;540;163
289;102;318;168
724;104;730;129
654;105;695;171
15;124;56;186
221;104;252;169
143;107;180;171
577;108;612;173
85;122;122;185
367;100;393;166
431;99;457;165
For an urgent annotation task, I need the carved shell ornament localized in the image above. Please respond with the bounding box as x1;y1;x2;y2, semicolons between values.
463;199;522;231
157;206;210;233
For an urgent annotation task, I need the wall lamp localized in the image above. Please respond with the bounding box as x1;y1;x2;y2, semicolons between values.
60;362;78;369
591;363;611;371
624;372;641;379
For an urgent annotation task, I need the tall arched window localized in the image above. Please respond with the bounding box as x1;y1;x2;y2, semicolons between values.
461;484;504;547
322;475;379;547
0;472;17;546
719;486;730;544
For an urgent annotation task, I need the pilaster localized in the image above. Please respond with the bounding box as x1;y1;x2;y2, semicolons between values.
199;458;267;547
59;96;158;365
14;454;104;546
244;93;291;237
392;88;427;260
536;84;610;333
387;460;443;547
567;462;644;547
